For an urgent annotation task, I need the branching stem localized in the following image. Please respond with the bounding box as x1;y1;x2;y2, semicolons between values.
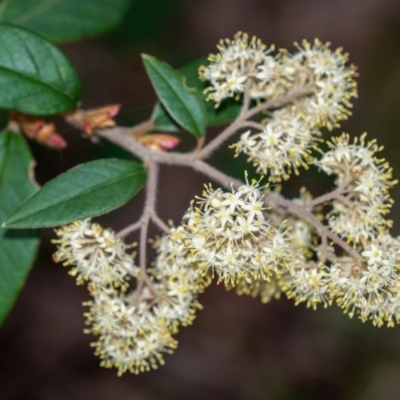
91;86;361;291
308;182;352;207
264;193;360;260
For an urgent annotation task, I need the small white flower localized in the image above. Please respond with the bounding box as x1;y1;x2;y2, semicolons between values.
362;245;384;266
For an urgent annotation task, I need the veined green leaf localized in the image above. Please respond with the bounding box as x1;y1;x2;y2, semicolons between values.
3;158;146;229
143;54;207;138
0;0;131;43
0;23;81;115
0;130;39;325
152;57;241;132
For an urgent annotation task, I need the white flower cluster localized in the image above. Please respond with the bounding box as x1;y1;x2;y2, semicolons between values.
197;34;400;327
281;260;331;309
287;39;358;129
318;133;396;243
182;182;291;284
201;34;357;182
152;226;211;332
53;219;137;288
199;32;290;105
251;194;332;310
53;220;206;375
217;180;400;328
233;108;320;181
329;234;400;327
84;287;176;375
252;136;400;327
51;32;400;378
201;35;357;127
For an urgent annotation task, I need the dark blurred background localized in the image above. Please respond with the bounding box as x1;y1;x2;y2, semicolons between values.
2;0;400;399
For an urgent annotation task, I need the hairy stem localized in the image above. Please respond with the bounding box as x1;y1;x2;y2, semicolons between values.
242;120;265;131
117;219;142;237
195;118;245;160
240;83;252;117
151;214;170;233
132;162;160;297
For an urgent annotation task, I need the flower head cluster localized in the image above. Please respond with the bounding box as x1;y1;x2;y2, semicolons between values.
201;35;357;128
53;219;137;288
263;134;400;325
256;192;331;309
51;32;400;380
328;234;400;327
152;226;211;332
287;39;358;129
84;287;176;375
202;34;358;181
318;133;396;243
233;108;320;180
246;213;400;325
199;32;288;105
53;220;209;375
182;181;291;284
280;259;331;309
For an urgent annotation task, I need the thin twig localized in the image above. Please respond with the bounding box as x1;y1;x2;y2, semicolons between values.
116;162;160;237
151;214;170;233
195;118;244;160
265;193;360;260
117;218;143;237
240;83;252;117
192;160;243;188
244;86;313;120
308;182;351;207
143;162;159;213
242;120;265;131
320;233;329;264
136;217;150;295
125;162;160;299
97;87;311;164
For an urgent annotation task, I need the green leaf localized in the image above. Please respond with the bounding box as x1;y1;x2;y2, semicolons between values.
0;131;39;325
0;23;81;115
151;103;182;132
0;0;131;43
143;54;207;138
3;158;146;229
152;57;241;132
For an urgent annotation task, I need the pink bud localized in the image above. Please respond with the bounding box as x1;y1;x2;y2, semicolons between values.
108;105;120;118
45;134;67;149
152;134;180;150
82;121;93;134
